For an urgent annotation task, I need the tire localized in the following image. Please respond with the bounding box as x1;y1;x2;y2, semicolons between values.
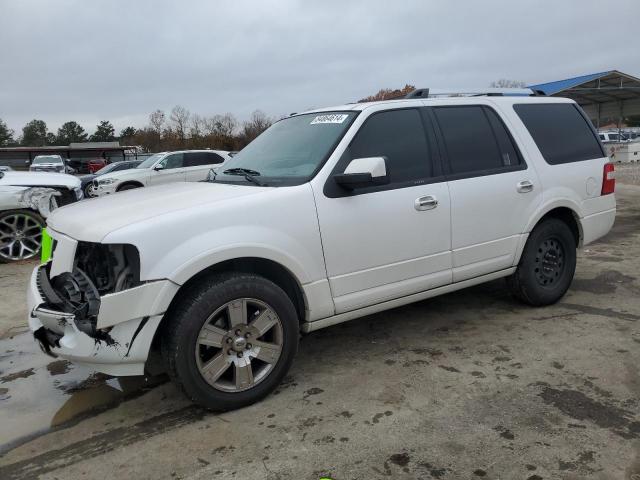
507;218;577;306
117;183;142;192
161;272;299;410
0;209;45;263
84;183;96;198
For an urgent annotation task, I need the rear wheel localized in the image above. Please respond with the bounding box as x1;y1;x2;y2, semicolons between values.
161;273;299;410
0;209;44;263
507;218;576;306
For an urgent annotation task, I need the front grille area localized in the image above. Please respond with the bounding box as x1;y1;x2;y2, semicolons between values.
32;167;63;172
52;188;77;207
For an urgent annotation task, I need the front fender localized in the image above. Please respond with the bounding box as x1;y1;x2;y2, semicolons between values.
142;225;321;286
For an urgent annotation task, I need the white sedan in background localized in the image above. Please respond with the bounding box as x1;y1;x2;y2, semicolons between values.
92;150;231;196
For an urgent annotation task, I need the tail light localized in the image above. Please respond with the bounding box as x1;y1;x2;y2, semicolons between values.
601;163;615;195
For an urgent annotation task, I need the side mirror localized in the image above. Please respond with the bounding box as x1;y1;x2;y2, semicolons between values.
333;157;388;190
153;164;164;171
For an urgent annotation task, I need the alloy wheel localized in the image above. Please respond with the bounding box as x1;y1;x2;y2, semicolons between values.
86;183;98;197
195;298;284;392
0;213;43;261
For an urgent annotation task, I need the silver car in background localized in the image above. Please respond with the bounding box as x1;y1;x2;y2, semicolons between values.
29;155;74;174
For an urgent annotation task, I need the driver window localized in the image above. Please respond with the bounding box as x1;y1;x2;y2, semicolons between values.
160;153;184;170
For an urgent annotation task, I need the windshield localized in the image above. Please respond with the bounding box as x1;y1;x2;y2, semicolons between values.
215;111;357;186
95;162;121;175
137;153;165;169
33;156;63;164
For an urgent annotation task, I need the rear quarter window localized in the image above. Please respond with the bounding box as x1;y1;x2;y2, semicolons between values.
514;103;605;164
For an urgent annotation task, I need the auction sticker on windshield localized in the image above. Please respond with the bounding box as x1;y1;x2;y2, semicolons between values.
310;114;349;124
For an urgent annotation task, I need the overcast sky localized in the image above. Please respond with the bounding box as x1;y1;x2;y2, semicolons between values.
1;0;639;136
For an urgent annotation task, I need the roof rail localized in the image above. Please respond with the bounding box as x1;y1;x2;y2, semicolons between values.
405;87;543;98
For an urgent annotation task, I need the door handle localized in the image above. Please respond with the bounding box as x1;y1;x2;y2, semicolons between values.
415;195;438;211
517;180;534;193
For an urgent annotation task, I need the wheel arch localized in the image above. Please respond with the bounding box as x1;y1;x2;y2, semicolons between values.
525;201;583;247
149;256;308;357
116;181;144;191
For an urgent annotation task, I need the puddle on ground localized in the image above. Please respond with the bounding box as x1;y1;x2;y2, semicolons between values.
0;332;166;452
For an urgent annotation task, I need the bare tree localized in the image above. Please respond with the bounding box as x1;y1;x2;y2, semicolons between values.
170;105;191;147
190;113;205;147
490;79;527;88
240;110;272;146
149;110;165;133
149;110;165;150
205;113;238;137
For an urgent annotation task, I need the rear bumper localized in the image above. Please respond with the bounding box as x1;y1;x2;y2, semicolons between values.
581;207;616;245
27;266;171;376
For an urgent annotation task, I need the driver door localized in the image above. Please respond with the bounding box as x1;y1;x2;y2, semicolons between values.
148;153;187;186
314;108;452;314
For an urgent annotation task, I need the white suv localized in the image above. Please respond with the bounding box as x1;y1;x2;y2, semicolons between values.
27;91;616;410
92;149;231;196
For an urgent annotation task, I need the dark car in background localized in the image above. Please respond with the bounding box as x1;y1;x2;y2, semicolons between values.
79;160;141;197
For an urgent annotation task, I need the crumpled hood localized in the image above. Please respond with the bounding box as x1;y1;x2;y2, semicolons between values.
0;171;80;188
47;181;268;241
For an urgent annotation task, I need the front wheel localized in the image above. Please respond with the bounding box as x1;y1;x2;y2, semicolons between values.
84;182;97;198
161;273;299;410
507;218;577;306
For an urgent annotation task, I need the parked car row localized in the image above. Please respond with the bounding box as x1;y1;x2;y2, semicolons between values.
89;150;231;196
0;149;233;261
598;130;639;143
79;159;142;197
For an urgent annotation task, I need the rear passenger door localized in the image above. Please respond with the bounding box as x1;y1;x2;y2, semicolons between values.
316;108;452;314
148;152;186;186
431;104;542;282
184;152;226;181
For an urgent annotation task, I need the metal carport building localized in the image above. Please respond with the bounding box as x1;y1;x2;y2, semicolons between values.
528;70;640;129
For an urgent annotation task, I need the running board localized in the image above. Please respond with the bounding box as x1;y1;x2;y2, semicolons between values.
300;268;516;333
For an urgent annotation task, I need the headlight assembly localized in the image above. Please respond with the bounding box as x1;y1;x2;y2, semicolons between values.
98;178;116;185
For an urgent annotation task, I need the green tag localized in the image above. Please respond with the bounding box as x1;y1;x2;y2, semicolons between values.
41;228;53;264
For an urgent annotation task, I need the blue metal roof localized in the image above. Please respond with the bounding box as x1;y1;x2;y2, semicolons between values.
528;71;613;95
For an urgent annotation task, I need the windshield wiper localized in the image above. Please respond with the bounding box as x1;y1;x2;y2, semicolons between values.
223;167;261;176
222;167;265;186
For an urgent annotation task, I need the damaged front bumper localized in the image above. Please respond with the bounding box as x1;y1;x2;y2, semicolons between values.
27;264;179;376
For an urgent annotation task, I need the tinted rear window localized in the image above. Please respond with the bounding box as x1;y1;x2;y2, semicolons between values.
185;152;224;167
434;105;522;175
514;103;604;164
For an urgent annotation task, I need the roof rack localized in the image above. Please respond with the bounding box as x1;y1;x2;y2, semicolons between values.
405;88;544;98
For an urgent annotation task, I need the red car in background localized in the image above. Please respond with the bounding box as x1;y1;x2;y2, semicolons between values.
87;158;107;173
